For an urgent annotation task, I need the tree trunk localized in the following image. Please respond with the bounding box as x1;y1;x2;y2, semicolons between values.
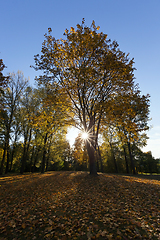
9;144;16;172
24;128;32;172
20;143;26;174
98;145;103;173
123;146;129;174
0;144;6;175
9;125;19;172
85;117;97;175
29;146;35;172
20;132;28;174
113;151;118;174
45;148;50;172
20;128;32;174
32;147;40;172
127;141;136;174
86;141;97;175
5;133;10;174
26;129;32;158
41;133;48;173
5;146;10;174
110;142;118;173
95;148;100;172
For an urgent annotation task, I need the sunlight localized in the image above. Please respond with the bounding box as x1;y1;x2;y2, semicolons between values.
66;127;91;146
66;127;80;146
81;132;89;140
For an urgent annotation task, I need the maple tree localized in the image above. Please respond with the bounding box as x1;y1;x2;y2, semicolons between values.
33;19;149;175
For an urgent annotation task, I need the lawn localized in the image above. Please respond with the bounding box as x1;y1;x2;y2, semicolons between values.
0;171;160;239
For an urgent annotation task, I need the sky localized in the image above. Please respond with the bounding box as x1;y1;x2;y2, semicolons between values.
1;0;160;158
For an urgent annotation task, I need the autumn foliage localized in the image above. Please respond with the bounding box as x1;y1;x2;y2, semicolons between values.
0;171;160;239
33;19;150;174
0;20;154;176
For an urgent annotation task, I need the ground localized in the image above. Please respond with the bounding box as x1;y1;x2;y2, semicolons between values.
0;171;160;239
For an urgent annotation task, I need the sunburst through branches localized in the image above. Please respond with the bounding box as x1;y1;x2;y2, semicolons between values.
79;128;96;148
81;132;89;140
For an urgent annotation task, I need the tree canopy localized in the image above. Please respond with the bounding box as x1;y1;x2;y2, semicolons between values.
33;19;150;174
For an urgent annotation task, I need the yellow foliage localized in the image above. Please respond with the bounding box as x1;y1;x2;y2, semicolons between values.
33;19;150;152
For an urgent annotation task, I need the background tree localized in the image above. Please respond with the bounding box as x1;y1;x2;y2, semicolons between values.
28;85;71;173
20;86;39;173
105;89;150;174
49;133;73;171
0;71;28;175
0;59;9;114
9;105;22;172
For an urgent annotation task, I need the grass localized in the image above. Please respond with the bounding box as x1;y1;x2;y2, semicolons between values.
0;171;160;239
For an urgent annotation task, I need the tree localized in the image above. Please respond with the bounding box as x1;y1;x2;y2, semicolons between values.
0;71;28;175
9;106;22;172
33;19;149;174
73;133;89;171
104;89;150;174
28;86;71;173
20;87;37;174
0;59;9;115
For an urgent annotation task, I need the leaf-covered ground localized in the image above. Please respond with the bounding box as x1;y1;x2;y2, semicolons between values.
0;171;160;239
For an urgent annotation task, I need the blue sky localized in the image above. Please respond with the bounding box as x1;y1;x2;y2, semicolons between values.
1;0;160;158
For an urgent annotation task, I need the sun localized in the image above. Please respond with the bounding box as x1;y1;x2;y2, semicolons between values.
82;132;89;140
81;132;89;140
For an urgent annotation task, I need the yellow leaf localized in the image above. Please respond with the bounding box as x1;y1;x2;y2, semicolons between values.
21;223;26;229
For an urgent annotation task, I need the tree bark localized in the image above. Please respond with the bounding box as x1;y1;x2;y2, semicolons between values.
45;148;50;172
20;143;26;174
20;128;32;174
5;133;10;174
25;129;32;162
110;142;118;173
20;130;28;174
29;146;35;172
9;143;16;172
5;145;10;174
95;148;100;172
98;145;103;173
86;141;97;175
0;144;6;175
123;146;129;174
127;141;136;174
41;133;48;173
32;147;40;172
